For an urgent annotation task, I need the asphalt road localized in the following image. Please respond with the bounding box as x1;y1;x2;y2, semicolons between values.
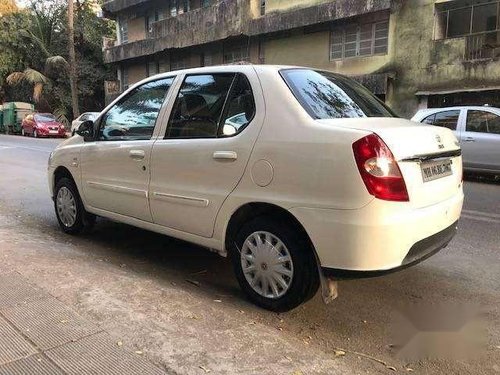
0;134;499;374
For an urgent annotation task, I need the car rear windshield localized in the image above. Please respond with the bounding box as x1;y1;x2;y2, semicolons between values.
35;114;56;122
280;69;396;119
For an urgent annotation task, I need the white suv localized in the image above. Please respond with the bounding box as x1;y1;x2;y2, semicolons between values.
48;65;464;311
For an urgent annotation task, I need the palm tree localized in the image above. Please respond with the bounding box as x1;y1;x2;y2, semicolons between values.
6;56;68;103
5;1;73;125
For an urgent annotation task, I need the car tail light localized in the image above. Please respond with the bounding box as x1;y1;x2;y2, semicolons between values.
352;134;409;202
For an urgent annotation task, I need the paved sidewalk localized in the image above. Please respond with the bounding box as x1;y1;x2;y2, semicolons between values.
0;269;166;374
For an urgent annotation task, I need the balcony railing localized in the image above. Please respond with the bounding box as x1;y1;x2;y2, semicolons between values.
465;31;500;61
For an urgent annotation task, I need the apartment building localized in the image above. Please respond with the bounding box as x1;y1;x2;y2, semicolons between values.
102;0;500;117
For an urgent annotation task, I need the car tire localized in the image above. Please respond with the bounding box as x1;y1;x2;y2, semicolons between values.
54;177;96;234
229;216;320;312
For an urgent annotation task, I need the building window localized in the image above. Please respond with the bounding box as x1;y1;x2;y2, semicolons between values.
170;55;189;71
146;10;165;35
119;18;128;44
223;46;250;64
170;0;189;16
258;40;265;63
159;58;169;73
202;0;211;7
437;1;499;39
330;20;388;60
202;53;213;67
147;61;159;77
260;0;266;16
121;67;129;91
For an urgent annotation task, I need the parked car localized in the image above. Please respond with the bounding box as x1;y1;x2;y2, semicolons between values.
48;66;463;311
412;106;500;174
22;113;66;138
71;112;100;136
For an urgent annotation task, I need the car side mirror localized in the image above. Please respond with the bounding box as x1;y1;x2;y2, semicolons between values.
75;120;95;142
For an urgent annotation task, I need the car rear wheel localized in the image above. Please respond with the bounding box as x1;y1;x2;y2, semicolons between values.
230;216;319;312
54;177;95;234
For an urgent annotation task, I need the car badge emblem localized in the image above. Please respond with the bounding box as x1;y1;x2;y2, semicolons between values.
435;134;444;149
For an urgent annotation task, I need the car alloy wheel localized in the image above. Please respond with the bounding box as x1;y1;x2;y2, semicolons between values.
241;231;294;299
56;187;77;228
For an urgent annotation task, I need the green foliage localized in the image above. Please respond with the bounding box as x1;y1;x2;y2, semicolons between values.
0;0;115;118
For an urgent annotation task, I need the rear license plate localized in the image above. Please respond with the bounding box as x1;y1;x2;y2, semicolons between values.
49;130;58;134
421;159;453;182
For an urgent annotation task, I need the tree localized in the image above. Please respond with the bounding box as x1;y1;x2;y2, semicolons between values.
67;0;79;118
0;0;17;16
0;0;115;117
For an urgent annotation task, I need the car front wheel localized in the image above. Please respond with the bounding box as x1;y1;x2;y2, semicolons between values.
54;177;95;234
230;216;319;312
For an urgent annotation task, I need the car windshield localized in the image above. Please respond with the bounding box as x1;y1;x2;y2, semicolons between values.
280;69;397;119
35;114;57;122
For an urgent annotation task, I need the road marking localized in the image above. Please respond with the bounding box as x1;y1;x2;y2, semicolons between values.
0;144;52;153
461;213;500;224
462;209;500;220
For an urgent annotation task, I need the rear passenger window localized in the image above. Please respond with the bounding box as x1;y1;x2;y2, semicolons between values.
429;110;460;130
422;114;435;125
166;73;235;138
466;110;500;135
219;74;255;136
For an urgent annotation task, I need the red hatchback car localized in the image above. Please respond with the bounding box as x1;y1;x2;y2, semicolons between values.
21;113;66;138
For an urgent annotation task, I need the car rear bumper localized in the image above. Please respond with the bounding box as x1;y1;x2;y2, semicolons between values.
321;220;457;278
38;129;66;137
289;188;464;272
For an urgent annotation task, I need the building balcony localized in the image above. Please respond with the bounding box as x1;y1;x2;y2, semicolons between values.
464;31;500;62
103;0;392;64
102;0;149;15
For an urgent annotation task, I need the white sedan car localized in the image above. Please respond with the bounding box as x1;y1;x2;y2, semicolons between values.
48;65;463;311
71;112;100;136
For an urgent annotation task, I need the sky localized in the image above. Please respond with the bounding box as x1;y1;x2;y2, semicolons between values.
15;0;28;8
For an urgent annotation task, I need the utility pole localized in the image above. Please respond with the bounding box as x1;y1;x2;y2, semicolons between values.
68;0;80;118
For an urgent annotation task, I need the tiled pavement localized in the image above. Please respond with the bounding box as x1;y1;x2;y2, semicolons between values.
0;269;166;375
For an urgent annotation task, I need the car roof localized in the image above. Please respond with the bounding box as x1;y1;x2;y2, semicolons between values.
129;64;314;88
413;106;500;119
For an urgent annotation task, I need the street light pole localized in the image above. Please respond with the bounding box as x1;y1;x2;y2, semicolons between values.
68;0;80;119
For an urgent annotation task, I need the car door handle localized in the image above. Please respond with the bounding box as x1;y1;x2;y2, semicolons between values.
464;137;475;142
213;151;238;161
129;149;145;160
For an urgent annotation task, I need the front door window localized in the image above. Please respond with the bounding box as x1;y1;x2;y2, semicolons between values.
99;77;175;141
